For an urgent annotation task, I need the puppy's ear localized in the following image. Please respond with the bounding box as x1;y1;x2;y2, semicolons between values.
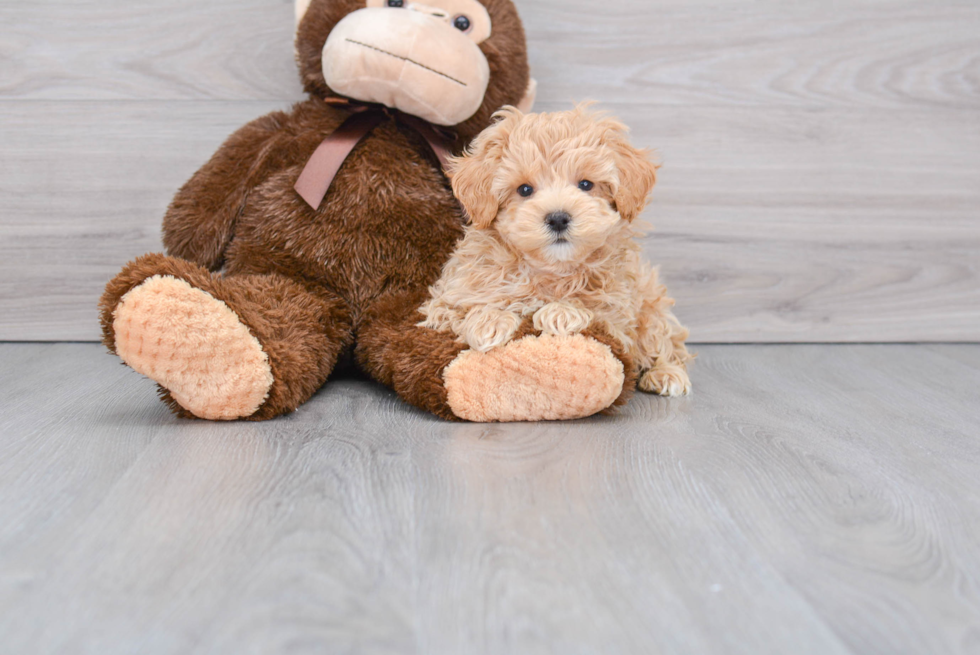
604;125;659;223
449;108;521;229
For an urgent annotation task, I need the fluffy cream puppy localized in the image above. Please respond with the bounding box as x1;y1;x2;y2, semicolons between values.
419;105;692;396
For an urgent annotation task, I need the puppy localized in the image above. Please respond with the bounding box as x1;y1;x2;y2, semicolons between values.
419;105;692;396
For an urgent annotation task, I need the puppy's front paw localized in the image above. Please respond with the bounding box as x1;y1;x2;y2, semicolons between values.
533;302;593;336
461;307;522;353
639;364;691;397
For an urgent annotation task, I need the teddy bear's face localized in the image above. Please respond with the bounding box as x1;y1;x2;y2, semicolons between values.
296;0;532;140
320;0;493;126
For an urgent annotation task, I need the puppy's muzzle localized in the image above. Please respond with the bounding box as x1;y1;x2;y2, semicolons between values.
545;211;572;235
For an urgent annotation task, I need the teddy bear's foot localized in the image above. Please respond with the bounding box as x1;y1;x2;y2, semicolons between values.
442;334;625;422
112;275;274;420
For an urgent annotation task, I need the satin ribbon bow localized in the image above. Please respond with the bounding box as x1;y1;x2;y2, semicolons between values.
294;99;457;210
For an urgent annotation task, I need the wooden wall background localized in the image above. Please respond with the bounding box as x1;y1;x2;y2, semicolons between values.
1;0;978;343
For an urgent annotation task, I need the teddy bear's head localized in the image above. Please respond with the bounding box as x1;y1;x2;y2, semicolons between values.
295;0;535;141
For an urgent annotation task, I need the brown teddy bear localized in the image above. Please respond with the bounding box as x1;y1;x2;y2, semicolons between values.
98;0;637;422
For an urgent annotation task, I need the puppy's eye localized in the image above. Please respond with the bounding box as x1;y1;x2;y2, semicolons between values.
578;180;595;192
517;184;534;198
387;0;404;6
453;15;471;31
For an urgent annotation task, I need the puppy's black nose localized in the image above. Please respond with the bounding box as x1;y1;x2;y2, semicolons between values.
545;211;571;233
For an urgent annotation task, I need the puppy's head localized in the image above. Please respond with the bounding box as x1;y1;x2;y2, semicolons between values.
449;105;658;269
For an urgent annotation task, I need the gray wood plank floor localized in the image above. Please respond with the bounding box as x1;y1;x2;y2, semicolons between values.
2;0;979;342
1;343;978;654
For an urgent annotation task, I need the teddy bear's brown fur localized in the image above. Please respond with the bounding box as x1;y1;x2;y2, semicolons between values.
99;0;636;421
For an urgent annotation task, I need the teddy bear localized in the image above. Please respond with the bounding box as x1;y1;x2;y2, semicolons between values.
98;0;638;423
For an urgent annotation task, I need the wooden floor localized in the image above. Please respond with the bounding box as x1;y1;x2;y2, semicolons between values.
1;343;978;654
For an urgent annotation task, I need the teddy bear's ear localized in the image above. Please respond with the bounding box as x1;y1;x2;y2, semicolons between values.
603;122;659;223
296;0;313;26
449;108;522;229
516;78;538;114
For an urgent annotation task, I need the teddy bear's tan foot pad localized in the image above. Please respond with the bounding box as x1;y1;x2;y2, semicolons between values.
112;275;274;421
444;334;625;423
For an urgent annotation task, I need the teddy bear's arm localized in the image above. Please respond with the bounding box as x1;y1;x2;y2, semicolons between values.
163;111;288;270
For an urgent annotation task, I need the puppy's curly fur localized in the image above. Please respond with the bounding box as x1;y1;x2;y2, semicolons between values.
419;105;692;396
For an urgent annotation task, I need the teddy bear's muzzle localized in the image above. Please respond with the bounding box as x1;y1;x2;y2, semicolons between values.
321;7;491;127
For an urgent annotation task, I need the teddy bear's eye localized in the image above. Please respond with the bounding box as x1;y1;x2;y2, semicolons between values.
387;0;404;7
518;184;534;198
453;15;471;31
578;180;595;192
